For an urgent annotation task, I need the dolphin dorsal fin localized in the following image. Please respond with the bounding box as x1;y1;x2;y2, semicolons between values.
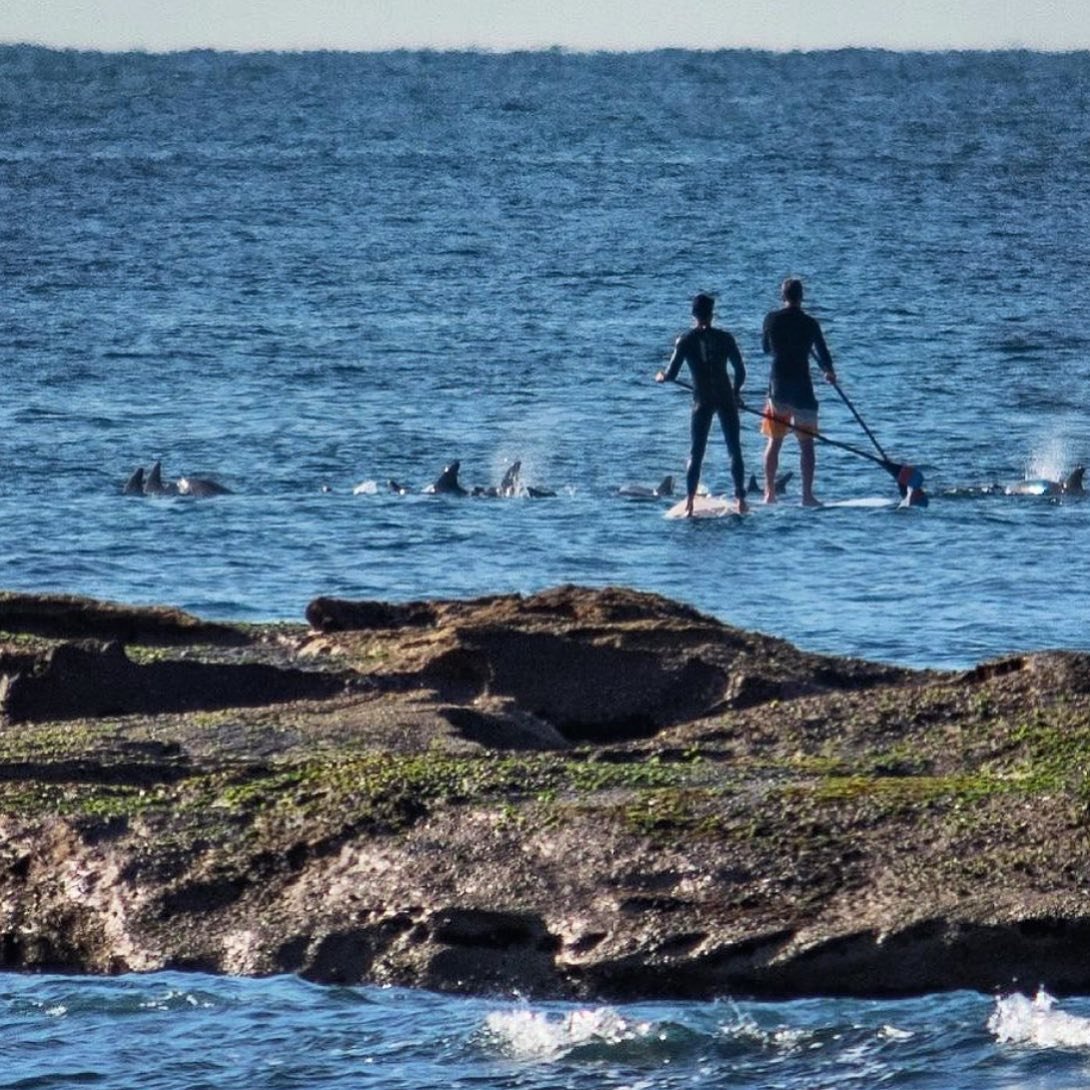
123;467;145;494
428;460;465;495
500;460;522;493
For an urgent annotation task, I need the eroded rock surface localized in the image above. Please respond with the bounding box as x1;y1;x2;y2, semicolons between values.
1;584;1088;1000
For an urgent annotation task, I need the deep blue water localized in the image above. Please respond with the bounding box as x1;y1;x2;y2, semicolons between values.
3;47;1090;669
3;45;1090;1087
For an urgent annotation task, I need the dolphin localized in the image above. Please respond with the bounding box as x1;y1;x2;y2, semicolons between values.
127;461;230;498
143;461;179;496
747;472;793;496
473;460;523;497
123;467;146;495
388;479;410;495
1004;466;1086;497
618;474;675;500
499;460;522;497
178;475;232;497
425;460;467;496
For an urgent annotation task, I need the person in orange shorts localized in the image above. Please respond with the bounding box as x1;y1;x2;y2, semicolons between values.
760;278;837;506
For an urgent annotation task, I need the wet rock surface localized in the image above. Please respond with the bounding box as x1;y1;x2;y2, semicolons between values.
1;584;1089;1000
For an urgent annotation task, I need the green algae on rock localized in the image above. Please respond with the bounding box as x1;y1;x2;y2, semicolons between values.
2;585;1090;999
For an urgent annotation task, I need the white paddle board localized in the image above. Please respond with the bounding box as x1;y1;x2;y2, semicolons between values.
821;496;900;508
664;495;744;519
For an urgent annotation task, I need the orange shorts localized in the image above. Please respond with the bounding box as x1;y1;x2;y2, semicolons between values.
760;400;819;441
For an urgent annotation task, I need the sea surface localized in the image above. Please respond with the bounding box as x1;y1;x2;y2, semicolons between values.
2;45;1090;1087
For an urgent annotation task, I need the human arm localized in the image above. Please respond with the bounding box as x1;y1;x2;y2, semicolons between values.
811;322;837;384
726;331;746;399
655;336;685;384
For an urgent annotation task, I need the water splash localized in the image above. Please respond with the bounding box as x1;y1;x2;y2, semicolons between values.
481;1006;656;1062
1025;436;1075;482
989;989;1090;1049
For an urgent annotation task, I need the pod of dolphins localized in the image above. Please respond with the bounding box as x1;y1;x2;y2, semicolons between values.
122;459;1088;504
123;461;232;498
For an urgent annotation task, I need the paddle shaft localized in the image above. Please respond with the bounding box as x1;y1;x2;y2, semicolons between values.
829;377;891;462
801;347;893;463
664;377;903;479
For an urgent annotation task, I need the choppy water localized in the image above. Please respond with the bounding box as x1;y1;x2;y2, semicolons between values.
2;44;1090;1087
6;974;1090;1090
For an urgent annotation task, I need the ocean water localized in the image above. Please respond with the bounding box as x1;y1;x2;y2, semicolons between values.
5;974;1090;1090
2;45;1090;1087
4;47;1090;669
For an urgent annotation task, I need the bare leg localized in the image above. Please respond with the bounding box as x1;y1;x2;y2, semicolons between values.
763;436;783;504
800;438;821;506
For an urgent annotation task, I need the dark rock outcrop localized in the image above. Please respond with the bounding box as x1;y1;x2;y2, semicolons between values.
1;584;1089;1001
0;639;352;723
0;591;245;645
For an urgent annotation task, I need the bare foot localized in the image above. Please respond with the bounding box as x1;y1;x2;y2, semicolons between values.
684;498;695;518
736;496;749;514
763;491;777;505
801;495;823;507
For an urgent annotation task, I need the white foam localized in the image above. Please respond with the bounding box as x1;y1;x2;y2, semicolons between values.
989;989;1090;1049
483;1006;653;1061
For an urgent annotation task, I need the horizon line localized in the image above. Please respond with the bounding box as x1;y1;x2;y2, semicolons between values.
3;40;1089;56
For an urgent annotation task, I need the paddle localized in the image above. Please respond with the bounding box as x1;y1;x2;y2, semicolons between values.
820;369;928;499
661;377;927;499
830;378;892;463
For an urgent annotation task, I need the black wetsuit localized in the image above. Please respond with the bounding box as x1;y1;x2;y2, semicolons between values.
761;305;834;411
664;325;746;500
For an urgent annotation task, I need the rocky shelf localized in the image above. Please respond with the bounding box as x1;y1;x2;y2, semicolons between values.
1;584;1088;1000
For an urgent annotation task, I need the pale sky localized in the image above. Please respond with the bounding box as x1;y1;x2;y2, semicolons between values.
1;0;1088;52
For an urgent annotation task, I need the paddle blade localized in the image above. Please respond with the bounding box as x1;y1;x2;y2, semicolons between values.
897;464;924;490
891;463;924;492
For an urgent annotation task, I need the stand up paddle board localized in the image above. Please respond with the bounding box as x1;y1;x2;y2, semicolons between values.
665;495;744;519
821;496;900;509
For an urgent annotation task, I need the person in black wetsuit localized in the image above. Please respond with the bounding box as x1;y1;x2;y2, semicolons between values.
760;277;837;506
656;293;748;516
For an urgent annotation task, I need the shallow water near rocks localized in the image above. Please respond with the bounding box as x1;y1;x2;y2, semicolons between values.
6;975;1090;1090
3;45;1090;1087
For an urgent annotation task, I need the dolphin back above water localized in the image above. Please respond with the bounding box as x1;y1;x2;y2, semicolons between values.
472;460;522;497
142;461;178;496
122;466;146;495
422;459;554;497
1004;465;1086;497
618;474;675;500
124;460;231;498
747;472;793;496
425;460;468;495
178;476;233;497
